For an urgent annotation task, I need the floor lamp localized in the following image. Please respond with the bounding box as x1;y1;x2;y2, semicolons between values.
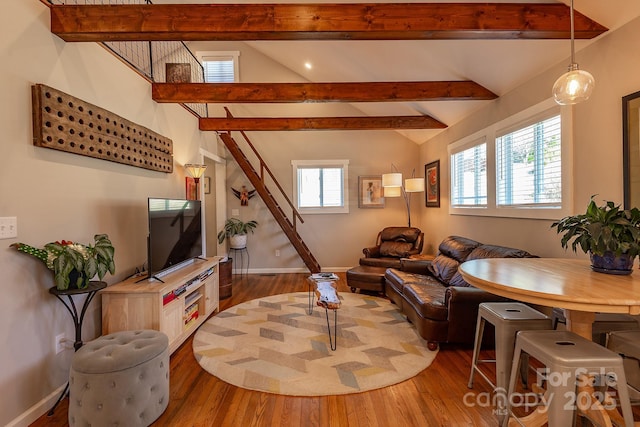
382;167;425;227
185;163;207;200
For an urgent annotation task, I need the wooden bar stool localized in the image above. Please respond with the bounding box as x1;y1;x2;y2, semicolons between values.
504;330;635;427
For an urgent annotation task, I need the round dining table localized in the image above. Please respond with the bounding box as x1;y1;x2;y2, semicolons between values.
458;258;640;340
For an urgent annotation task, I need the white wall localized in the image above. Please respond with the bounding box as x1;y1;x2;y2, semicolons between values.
0;2;218;425
418;16;640;258
188;41;423;271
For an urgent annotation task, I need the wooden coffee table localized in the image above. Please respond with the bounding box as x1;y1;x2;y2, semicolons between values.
308;273;341;350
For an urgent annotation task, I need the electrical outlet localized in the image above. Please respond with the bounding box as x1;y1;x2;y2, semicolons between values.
275;250;280;257
0;217;17;239
55;333;66;354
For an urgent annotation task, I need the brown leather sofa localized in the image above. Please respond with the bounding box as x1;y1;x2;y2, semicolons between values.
385;235;535;350
360;226;424;269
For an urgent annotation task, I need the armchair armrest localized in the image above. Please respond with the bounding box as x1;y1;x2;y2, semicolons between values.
400;258;433;274
363;246;381;258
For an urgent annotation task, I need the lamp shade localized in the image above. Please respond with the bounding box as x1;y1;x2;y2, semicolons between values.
384;186;402;197
405;177;425;193
552;66;595;105
382;172;402;187
185;163;207;179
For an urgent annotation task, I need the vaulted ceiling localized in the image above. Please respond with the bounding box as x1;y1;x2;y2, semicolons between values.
45;1;640;144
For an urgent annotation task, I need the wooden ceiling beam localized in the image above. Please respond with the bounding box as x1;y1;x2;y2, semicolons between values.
152;81;497;103
49;3;608;42
199;115;446;131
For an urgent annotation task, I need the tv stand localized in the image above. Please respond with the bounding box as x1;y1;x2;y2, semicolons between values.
101;257;221;354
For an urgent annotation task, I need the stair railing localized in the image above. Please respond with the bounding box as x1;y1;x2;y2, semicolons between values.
222;109;304;232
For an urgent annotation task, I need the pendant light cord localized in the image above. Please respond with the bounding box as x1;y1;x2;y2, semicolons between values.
570;0;576;65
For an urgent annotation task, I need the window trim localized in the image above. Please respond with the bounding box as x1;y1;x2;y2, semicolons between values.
447;98;573;220
291;159;350;214
196;50;240;82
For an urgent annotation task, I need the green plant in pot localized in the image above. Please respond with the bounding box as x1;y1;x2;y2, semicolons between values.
217;218;258;249
11;234;116;289
552;198;640;274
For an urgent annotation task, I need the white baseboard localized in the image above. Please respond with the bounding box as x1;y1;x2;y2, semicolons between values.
7;383;67;427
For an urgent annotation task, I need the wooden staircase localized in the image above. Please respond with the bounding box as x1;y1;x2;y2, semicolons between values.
217;121;321;273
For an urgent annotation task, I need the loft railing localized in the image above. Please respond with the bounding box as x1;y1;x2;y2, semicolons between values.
41;0;208;118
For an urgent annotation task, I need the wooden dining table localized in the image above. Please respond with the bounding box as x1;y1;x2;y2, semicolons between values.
459;258;640;340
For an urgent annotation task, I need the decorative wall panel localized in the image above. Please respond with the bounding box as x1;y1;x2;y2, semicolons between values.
32;84;173;173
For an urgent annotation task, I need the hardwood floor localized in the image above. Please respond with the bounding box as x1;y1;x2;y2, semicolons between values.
32;273;499;427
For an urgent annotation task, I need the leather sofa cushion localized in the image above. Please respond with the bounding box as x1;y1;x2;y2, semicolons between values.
385;268;426;293
380;241;414;257
403;281;448;321
467;244;533;260
438;235;481;261
380;226;422;243
427;254;459;285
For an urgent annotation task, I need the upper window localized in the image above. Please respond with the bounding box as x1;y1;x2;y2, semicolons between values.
198;51;239;83
448;98;572;220
292;160;349;214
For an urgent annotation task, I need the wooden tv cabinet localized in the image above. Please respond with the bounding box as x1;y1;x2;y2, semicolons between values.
101;257;221;354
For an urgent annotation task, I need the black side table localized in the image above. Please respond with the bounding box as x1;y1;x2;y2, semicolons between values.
229;247;249;277
47;281;106;415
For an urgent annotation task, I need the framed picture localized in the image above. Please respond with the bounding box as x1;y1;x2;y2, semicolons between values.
358;175;385;208
203;176;211;194
185;177;197;200
425;160;440;207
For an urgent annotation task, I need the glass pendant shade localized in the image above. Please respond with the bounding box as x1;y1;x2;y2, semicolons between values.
382;173;402;187
552;65;595;105
384;186;402;197
405;178;425;193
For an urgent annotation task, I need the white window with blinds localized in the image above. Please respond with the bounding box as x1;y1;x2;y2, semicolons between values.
291;160;349;214
496;113;562;207
197;51;239;83
451;139;487;207
448;98;573;219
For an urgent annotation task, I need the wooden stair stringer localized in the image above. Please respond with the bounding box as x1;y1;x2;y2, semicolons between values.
218;131;321;273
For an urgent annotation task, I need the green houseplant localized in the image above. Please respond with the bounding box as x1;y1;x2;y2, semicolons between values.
11;234;115;289
552;198;640;274
217;218;258;249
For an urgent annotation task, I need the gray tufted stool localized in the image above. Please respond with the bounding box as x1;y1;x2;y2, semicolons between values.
68;330;170;427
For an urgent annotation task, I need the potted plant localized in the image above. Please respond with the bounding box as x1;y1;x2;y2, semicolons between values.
552;197;640;274
217;218;258;249
11;234;116;289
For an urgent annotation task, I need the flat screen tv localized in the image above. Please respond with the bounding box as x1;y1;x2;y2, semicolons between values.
147;198;203;279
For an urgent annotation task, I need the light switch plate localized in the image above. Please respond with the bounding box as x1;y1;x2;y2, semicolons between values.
0;217;17;239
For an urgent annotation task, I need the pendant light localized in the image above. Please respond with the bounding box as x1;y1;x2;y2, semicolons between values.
552;0;595;105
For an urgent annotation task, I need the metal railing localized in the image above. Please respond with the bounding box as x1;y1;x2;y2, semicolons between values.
43;0;208;118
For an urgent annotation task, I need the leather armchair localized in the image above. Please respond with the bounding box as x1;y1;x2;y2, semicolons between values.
360;226;424;269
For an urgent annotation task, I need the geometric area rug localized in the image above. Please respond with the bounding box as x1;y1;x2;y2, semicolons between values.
193;292;438;396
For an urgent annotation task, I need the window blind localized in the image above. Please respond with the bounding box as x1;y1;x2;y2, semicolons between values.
496;114;561;207
202;57;235;83
451;142;487;206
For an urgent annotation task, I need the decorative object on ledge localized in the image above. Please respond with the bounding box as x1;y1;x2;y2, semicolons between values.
166;63;191;83
31;84;173;173
425;160;440;208
382;164;425;227
11;234;115;290
232;185;256;206
552;197;640;275
358;175;384;208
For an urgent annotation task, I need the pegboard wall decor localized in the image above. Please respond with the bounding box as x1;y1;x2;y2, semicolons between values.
32;84;173;173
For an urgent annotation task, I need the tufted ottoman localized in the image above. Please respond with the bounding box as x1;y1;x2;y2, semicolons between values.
68;330;170;427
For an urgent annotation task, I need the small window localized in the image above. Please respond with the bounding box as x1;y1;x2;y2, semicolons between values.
292;160;349;214
198;51;239;83
496;114;561;207
451;139;487;207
